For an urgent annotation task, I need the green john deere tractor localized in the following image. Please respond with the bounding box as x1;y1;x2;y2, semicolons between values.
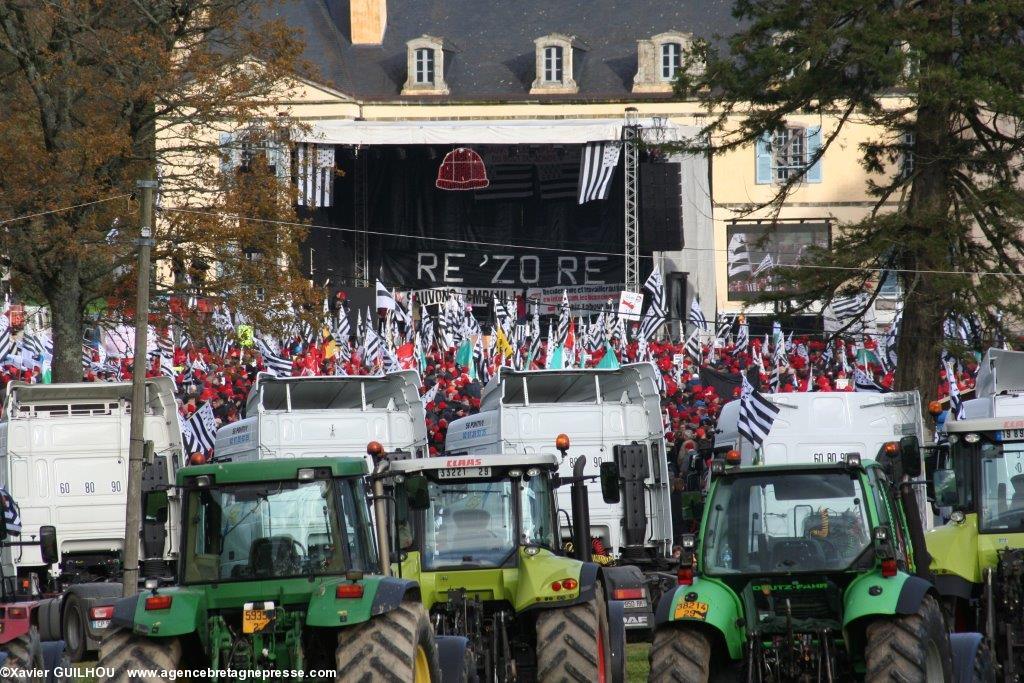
379;442;627;682
649;451;988;682
96;457;462;682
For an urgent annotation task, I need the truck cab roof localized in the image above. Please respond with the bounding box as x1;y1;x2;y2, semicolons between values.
178;456;368;485
388;453;560;474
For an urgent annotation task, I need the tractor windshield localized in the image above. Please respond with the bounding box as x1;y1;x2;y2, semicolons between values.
977;439;1024;532
181;477;375;584
702;471;871;575
421;479;517;569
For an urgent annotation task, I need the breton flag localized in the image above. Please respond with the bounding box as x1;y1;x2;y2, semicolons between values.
684;329;702;361
738;374;780;447
185;402;217;453
0;486;21;536
753;253;774;276
255;338;292;377
854;367;890;393
736;320;750;353
0;314;16;361
375;280;396;311
578;142;621;204
688;294;709;332
769;364;781;393
727;233;752;277
557;291;570;345
297;144;335;208
946;362;964;420
639;267;667;341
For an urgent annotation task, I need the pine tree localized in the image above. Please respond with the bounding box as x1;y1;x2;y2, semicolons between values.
677;0;1024;406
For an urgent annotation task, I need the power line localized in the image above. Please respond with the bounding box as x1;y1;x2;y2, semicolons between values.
0;194;132;226
161;205;1024;279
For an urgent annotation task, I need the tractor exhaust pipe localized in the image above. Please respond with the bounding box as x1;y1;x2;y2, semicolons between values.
369;442;392;577
570;456;590;563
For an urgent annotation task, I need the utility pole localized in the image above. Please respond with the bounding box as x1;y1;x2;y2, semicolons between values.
122;178;157;597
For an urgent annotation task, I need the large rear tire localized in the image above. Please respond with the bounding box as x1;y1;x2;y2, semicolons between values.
62;593;89;662
536;583;612;683
334;600;440;683
865;595;952;683
95;630;183;683
1;627;45;683
647;626;711;683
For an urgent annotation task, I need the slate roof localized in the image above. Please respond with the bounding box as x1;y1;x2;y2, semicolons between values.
267;0;737;102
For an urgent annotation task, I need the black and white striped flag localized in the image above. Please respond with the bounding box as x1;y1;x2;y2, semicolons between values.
736;320;750;353
0;485;21;535
769;364;781;393
363;326;382;370
684;329;702;361
185;402;217;453
945;361;964;420
375;280;396;311
578;141;621;204
557;291;570;345
296;144;335;208
0;315;16;362
255;338;292;377
727;233;752;277
639;267;667;341
738;374;780;447
688;295;709;332
854;367;890;393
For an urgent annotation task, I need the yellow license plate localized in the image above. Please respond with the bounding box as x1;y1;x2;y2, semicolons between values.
243;609;273;634
674;600;709;621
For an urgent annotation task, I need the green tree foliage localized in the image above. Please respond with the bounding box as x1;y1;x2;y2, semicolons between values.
0;1;320;381
677;0;1024;402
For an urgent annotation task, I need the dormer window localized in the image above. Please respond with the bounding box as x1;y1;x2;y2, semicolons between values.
543;46;564;83
634;32;699;93
403;36;449;95
531;34;578;94
661;43;682;80
415;48;435;84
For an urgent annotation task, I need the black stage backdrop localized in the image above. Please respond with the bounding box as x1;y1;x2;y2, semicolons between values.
346;145;628;289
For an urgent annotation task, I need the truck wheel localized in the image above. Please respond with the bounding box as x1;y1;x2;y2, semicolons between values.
96;630;183;683
648;626;710;683
335;600;440;682
536;584;611;683
865;595;953;683
1;627;45;683
62;593;89;662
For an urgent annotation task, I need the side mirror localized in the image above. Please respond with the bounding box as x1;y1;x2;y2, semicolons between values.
405;475;431;511
39;525;58;565
933;469;958;507
599;462;620;505
900;436;922;477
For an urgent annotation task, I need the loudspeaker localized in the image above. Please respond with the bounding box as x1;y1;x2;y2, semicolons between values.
640;163;683;252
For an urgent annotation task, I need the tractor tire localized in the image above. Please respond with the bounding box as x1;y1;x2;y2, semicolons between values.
62;593;89;662
536;583;612;683
865;594;953;683
971;639;995;683
334;600;440;683
647;626;711;683
1;627;45;683
96;629;183;683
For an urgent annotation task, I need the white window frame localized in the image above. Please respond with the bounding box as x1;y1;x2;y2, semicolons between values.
661;42;682;81
414;48;435;85
900;131;915;179
543;46;564;83
772;126;807;182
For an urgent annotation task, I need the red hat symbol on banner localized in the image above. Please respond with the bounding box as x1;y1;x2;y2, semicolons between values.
436;147;489;190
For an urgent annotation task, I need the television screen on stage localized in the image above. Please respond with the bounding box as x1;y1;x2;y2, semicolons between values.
726;221;830;301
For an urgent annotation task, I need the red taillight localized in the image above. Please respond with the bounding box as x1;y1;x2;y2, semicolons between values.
7;606;28;619
561;578;578;591
613;588;644;600
144;595;172;611
881;559;898;578
550;581;562;592
89;606;114;620
336;583;364;599
677;567;694;586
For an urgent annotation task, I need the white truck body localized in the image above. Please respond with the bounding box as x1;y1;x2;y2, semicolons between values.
0;379;183;571
444;363;672;558
958;349;1024;422
214;371;428;467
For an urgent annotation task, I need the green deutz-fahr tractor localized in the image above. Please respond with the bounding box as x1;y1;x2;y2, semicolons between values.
378;436;627;682
96;457;464;682
649;449;987;682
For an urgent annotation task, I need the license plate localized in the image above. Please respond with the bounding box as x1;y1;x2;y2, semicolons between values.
622;599;648;609
242;609;273;634
437;467;492;479
673;600;708;621
90;620;111;630
1001;429;1024;441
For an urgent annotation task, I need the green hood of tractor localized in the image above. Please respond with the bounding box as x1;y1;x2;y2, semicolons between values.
120;574;386;642
398;546;587;612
